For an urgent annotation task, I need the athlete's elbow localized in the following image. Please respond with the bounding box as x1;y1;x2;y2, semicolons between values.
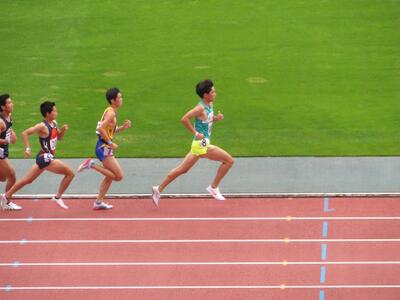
20;133;27;141
180;116;189;125
21;130;29;138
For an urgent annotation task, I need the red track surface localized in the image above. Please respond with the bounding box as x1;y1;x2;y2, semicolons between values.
1;197;399;299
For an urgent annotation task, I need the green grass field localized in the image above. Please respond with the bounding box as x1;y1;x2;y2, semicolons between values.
0;0;399;157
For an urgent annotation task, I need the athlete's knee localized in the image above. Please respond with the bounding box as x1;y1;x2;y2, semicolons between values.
66;169;75;179
7;172;16;183
225;156;234;167
0;170;15;182
66;173;75;182
9;169;16;179
114;173;123;181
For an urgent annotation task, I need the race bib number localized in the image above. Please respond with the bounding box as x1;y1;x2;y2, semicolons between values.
103;146;114;157
50;137;57;151
199;138;210;147
43;153;54;163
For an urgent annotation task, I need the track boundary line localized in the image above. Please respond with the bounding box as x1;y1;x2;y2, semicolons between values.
2;261;400;267
9;193;400;199
2;285;400;291
2;238;400;244
2;216;400;222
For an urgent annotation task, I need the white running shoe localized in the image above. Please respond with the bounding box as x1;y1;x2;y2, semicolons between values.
8;202;22;210
77;158;94;173
206;185;225;201
1;194;22;211
151;186;160;207
52;196;68;209
94;201;113;210
3;203;17;211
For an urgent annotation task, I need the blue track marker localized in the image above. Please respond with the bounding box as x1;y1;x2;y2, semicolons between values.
320;266;326;283
323;196;335;212
322;222;328;238
321;244;327;260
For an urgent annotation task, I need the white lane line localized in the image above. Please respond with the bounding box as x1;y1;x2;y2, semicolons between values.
10;192;400;199
1;216;400;222
1;239;400;244
2;261;400;267
2;285;400;290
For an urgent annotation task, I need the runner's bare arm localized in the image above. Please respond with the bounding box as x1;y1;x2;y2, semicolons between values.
0;120;16;145
98;110;115;143
10;129;16;144
0;120;7;146
57;124;68;141
21;123;47;157
181;105;204;137
116;120;131;133
98;110;118;150
213;111;224;122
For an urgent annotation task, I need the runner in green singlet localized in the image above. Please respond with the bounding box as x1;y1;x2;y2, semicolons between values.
151;80;234;206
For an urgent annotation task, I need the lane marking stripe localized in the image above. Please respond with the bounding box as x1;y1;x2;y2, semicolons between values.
1;217;400;222
1;261;400;267
2;239;400;244
1;285;400;290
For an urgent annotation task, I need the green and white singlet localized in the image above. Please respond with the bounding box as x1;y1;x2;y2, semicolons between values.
191;100;214;156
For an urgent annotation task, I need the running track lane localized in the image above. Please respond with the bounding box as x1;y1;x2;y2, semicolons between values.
1;197;400;300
